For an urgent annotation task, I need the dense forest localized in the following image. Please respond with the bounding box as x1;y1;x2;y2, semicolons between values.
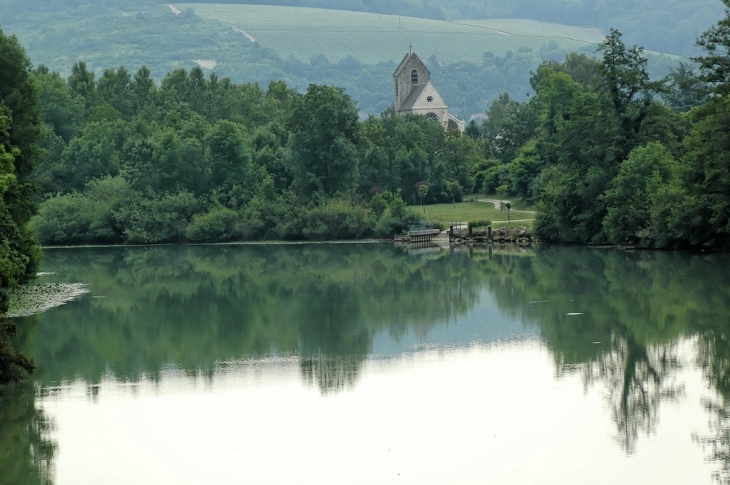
0;30;43;382
26;4;730;251
476;23;730;250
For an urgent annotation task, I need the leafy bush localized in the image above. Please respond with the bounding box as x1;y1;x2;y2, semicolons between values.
32;192;96;245
115;191;199;244
186;206;240;243
302;199;374;240
373;198;419;238
369;192;388;219
239;191;307;240
32;176;134;245
468;220;491;228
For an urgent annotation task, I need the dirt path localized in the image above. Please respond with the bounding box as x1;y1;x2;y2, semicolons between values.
492;219;534;224
223;22;257;43
477;198;536;214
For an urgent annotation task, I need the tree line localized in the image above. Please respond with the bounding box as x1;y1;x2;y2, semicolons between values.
30;59;492;245
468;9;730;250
25;1;730;250
1;0;679;118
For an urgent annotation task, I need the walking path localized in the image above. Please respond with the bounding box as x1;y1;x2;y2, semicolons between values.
477;198;536;214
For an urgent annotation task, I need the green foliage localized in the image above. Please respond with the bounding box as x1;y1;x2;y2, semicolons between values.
468;220;492;228
18;14;730;251
445;180;462;203
601;143;680;245
368;192;388;219
302;199;374;240
374;197;417;237
680;95;730;249
288;84;360;199
32;176;132;244
664;62;708;113
0;27;44;383
533;33;682;244
115;191;200;244
186;206;240;242
417;183;429;201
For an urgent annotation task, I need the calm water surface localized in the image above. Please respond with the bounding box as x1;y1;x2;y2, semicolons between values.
3;243;730;484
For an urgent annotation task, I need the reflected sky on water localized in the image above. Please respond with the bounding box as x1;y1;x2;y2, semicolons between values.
5;243;730;484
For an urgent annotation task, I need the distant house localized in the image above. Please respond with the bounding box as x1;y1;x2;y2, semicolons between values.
392;52;465;132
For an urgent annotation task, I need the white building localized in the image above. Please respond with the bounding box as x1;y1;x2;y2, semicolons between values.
392;52;465;132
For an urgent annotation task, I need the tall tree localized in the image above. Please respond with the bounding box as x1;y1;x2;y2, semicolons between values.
288;85;360;199
67;61;96;111
534;32;675;244
679;1;730;249
0;28;43;382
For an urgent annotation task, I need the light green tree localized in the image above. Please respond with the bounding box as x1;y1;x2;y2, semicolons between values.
446;180;462;208
496;184;508;211
417;183;429;214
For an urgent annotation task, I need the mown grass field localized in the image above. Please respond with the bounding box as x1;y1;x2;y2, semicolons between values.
415;200;536;226
180;3;606;64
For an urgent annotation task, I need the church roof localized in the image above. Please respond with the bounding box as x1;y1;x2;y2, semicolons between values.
398;81;447;111
398;83;428;110
393;52;430;77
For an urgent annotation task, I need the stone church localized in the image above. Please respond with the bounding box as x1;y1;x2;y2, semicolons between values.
392;52;465;132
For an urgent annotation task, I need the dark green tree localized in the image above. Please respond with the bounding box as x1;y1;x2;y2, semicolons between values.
0;28;43;383
534;32;676;244
67;61;96;111
288;85;360;199
677;0;730;249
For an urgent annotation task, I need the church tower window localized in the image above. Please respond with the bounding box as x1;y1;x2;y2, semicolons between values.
411;69;418;84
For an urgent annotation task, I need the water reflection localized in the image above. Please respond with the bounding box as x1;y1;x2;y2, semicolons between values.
695;331;730;484
0;383;56;485
582;339;683;452
496;248;704;453
7;244;730;483
298;354;361;393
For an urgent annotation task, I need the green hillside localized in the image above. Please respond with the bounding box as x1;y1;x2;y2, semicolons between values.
180;3;605;64
1;2;682;114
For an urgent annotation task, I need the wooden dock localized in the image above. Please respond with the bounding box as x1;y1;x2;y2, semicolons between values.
407;228;441;244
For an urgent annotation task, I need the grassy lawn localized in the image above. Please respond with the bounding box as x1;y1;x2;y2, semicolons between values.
182;3;604;63
415;200;535;226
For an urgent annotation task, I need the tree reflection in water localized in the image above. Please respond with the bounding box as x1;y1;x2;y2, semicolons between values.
9;244;730;481
504;248;724;454
580;338;683;453
0;383;56;485
300;353;364;394
695;332;730;483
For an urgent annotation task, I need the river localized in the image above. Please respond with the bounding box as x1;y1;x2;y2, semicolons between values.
2;243;729;484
